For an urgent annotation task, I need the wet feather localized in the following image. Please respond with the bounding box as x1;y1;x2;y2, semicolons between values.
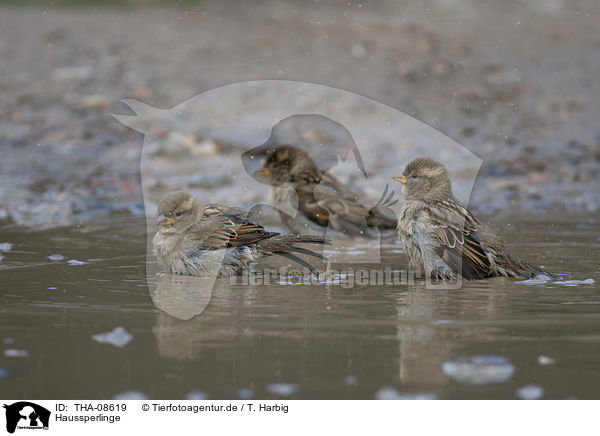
153;191;328;277
394;158;551;280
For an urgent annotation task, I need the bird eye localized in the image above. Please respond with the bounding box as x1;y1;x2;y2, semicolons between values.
175;211;182;217
412;174;418;179
272;163;279;168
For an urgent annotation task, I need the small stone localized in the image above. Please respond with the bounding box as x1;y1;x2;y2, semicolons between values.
78;94;111;110
517;384;544;400
398;393;437;400
0;368;14;378
185;391;208;400
191;139;219;157
113;391;148;400
236;389;253;400
442;355;515;385
375;386;401;400
344;375;357;385
92;326;133;348
461;126;476;137
538;355;556;366
527;172;551;184
130;86;151;100
4;349;29;357
266;383;297;396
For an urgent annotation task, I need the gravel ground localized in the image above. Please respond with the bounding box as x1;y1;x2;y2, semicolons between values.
1;0;598;227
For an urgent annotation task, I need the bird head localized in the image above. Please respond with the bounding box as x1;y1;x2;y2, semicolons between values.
156;191;205;233
393;157;453;201
254;145;320;186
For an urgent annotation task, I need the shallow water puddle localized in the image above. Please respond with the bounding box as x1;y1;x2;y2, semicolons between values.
0;215;598;399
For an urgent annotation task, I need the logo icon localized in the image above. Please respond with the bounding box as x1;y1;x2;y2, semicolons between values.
3;402;50;434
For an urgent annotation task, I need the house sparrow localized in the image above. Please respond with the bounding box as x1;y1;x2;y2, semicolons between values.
152;191;328;277
254;145;397;237
393;157;551;280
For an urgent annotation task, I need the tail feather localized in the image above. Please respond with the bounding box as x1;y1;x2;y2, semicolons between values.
257;233;329;276
284;234;330;245
275;252;319;276
288;246;327;261
516;258;556;279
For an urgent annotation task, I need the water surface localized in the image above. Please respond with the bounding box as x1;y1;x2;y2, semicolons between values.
0;215;598;399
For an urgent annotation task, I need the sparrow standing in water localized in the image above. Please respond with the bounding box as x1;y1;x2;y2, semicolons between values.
393;158;550;280
254;145;397;237
153;191;328;277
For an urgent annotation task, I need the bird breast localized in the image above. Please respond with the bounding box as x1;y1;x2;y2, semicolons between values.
272;184;299;218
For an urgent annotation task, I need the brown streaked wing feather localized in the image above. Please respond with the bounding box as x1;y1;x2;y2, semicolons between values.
309;178;372;235
425;200;491;279
192;205;276;249
295;185;330;227
324;175;397;230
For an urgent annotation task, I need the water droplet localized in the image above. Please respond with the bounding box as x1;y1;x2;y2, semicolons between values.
67;259;88;265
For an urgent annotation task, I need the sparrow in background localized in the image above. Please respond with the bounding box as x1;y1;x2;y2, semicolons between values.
393;157;551;280
153;191;328;277
254;145;397;237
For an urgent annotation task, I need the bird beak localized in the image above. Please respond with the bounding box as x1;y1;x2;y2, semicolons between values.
254;168;270;177
156;214;174;227
393;175;407;184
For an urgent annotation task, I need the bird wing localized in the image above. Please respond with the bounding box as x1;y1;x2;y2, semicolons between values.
191;204;277;249
423;200;492;279
299;175;373;236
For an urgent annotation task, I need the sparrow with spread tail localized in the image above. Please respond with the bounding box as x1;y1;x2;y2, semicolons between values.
393;158;551;280
153;191;329;277
254;145;397;237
